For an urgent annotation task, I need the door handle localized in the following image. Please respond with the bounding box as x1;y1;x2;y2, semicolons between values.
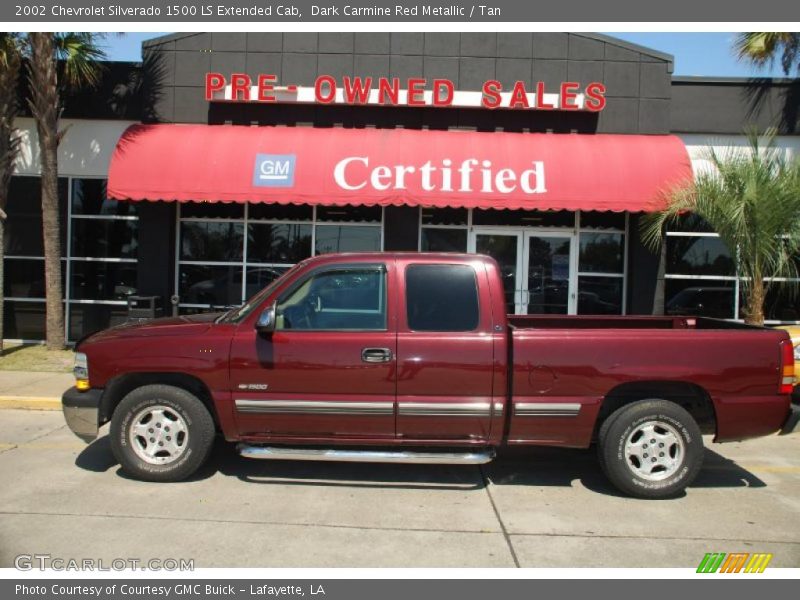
361;347;393;363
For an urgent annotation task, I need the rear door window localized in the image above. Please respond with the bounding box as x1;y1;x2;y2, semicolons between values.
405;264;479;331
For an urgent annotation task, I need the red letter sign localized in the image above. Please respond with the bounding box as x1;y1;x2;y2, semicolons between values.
205;73;226;101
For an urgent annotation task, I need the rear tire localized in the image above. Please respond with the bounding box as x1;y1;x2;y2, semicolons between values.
110;384;215;482
598;399;704;499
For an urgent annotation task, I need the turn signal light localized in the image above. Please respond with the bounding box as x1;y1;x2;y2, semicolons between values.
780;340;795;395
75;379;90;392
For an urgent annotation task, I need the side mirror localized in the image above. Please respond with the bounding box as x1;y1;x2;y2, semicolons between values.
255;302;277;334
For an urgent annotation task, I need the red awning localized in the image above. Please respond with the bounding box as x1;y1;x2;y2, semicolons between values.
108;124;692;212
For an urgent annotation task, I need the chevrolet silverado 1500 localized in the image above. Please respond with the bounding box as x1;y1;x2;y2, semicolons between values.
62;253;800;498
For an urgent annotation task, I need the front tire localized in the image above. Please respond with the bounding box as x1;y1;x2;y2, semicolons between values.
598;399;704;499
110;384;215;482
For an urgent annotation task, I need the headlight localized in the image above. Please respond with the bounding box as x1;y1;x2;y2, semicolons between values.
74;352;90;391
794;345;800;362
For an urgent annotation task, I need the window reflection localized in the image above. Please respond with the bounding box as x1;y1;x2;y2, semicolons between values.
666;237;735;276
181;222;244;262
579;233;624;274
315;226;381;254
421;228;468;252
247;223;312;264
578;276;623;314
665;279;735;319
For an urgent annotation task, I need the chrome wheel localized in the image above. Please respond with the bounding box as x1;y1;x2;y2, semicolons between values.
624;420;684;481
128;405;189;465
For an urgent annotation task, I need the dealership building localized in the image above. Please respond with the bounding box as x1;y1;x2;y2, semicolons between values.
4;32;800;343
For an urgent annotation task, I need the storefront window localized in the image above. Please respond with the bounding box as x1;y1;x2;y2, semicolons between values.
317;206;381;223
420;208;470;253
68;304;129;341
2;177;139;342
664;224;800;323
577;212;626;315
67;178;140;341
247;223;312;264
181;222;244;262
3;259;47;299
3;301;46;340
579;233;624;274
179;265;244;307
421;208;468;226
249;204;312;221
176;204;383;313
180;202;243;220
315;226;381;254
473;209;575;228
753;286;800;322
2;176;68;341
70;219;138;259
418;209;628;315
578;276;624;315
421;228;468;252
666;236;735;277
69;262;138;301
580;211;626;231
665;279;736;320
72;179;137;217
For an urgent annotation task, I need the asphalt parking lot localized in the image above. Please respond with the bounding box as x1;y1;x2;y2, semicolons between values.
0;408;798;568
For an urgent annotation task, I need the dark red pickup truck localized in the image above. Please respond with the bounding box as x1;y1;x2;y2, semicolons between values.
62;252;800;498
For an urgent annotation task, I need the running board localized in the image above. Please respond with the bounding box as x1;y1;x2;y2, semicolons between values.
237;444;495;465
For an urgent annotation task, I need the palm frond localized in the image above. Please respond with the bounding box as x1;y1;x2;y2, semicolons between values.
735;32;800;75
643;129;800;323
54;32;107;89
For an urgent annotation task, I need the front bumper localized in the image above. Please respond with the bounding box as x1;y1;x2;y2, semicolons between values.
779;403;800;435
62;387;103;443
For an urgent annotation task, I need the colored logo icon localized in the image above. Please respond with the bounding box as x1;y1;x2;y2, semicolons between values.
696;552;773;573
253;154;296;187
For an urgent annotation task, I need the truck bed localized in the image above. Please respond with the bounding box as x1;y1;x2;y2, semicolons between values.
506;314;790;448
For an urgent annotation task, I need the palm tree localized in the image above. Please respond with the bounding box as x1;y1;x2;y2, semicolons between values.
735;33;800;75
641;130;800;325
0;33;22;353
23;33;105;349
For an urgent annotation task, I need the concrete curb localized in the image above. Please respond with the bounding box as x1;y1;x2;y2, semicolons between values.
0;396;61;411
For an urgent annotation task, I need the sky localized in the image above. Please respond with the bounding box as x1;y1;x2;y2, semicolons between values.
99;32;794;78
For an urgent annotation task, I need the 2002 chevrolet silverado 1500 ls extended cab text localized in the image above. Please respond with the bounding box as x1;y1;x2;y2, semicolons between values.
62;252;800;498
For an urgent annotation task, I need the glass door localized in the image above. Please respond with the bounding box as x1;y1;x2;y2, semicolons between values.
469;230;524;314
523;232;577;314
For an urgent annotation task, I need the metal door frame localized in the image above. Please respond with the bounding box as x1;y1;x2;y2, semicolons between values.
468;228;525;314
522;230;578;315
470;227;578;315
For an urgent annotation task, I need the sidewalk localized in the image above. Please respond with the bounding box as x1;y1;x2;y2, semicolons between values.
0;371;73;410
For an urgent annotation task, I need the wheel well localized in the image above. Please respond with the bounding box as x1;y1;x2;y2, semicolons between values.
596;381;717;438
99;373;220;430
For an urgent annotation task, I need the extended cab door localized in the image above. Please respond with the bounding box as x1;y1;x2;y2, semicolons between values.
395;260;497;442
229;261;396;440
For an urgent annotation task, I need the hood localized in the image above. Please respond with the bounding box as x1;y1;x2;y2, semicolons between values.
80;312;223;346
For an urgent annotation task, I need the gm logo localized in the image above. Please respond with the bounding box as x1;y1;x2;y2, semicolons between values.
253;154;295;187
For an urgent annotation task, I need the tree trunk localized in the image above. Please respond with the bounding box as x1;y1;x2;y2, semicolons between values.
744;280;766;326
28;33;65;349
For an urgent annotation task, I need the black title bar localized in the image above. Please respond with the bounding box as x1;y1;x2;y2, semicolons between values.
4;0;800;22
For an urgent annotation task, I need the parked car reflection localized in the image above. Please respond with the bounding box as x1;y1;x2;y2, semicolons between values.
666;286;734;319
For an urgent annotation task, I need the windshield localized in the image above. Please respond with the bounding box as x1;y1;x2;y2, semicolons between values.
217;266;297;324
